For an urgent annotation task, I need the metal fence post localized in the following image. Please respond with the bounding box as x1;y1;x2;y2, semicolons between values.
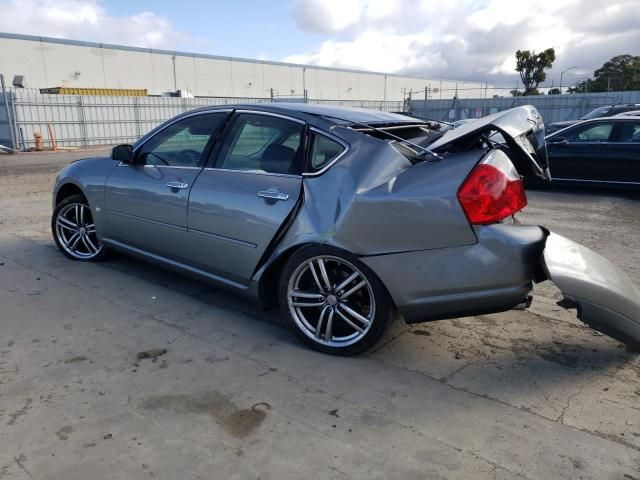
78;96;88;147
424;86;428;120
134;97;141;138
0;74;17;151
11;90;19;149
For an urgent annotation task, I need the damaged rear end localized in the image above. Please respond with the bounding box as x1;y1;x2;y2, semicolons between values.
346;106;640;349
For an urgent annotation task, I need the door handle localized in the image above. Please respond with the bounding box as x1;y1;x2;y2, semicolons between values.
166;181;189;189
258;190;289;201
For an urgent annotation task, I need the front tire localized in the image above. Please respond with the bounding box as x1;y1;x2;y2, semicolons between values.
52;194;107;262
278;245;394;356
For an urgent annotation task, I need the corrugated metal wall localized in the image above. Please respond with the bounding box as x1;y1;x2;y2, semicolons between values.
410;91;640;124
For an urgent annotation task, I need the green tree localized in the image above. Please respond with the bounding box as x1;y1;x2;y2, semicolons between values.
548;87;561;95
515;48;556;95
588;55;640;92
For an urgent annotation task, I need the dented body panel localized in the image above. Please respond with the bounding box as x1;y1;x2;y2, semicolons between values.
52;103;640;350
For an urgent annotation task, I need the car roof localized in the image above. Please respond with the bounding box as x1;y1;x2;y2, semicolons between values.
184;102;421;126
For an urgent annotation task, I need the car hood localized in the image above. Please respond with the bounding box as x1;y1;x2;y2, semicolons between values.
429;105;550;180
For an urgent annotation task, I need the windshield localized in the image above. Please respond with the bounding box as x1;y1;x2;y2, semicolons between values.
581;106;611;120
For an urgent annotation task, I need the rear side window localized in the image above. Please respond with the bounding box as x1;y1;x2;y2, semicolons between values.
307;133;345;173
618;122;640;142
216;113;304;175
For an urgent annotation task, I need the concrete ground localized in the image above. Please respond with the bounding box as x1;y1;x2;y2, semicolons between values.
0;148;639;479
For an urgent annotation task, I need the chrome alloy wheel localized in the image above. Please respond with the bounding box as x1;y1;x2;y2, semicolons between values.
287;255;375;347
54;203;103;259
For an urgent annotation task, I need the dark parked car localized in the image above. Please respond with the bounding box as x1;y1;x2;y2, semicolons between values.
546;117;640;186
547;104;640;134
51;104;640;355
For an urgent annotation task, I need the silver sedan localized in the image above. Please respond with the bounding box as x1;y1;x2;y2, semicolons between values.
52;104;640;355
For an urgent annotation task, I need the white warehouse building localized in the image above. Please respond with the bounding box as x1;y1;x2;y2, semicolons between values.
0;33;491;100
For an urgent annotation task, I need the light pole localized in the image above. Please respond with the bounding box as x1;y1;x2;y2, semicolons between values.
559;66;577;94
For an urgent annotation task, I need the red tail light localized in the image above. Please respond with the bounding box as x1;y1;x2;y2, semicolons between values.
457;149;527;225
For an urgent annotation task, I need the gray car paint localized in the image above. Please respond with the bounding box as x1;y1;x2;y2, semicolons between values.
186;169;302;284
52;103;640;349
361;224;546;323
544;232;640;348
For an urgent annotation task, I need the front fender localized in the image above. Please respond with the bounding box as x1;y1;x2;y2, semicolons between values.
53;157;118;239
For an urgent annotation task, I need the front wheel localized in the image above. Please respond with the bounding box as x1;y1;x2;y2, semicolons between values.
52;194;107;262
278;245;394;356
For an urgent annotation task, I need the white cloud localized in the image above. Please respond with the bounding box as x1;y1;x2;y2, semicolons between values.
0;0;188;49
287;0;640;86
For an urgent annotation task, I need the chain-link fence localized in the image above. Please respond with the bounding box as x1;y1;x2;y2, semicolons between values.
6;87;638;150
0;88;404;150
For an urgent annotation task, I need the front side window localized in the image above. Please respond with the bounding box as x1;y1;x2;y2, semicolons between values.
216;114;304;175
566;123;614;142
307;133;345;173
137;113;226;167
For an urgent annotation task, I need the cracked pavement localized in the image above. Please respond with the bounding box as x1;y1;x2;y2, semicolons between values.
0;149;639;479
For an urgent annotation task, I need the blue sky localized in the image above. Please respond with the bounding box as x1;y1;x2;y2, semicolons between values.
105;0;325;60
0;0;638;86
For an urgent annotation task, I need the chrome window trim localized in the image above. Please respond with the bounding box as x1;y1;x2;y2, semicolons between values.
232;109;306;125
132;108;234;158
202;167;301;180
302;127;350;177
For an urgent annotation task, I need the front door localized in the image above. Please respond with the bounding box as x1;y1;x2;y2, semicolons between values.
104;112;228;260
186;112;305;284
548;121;616;181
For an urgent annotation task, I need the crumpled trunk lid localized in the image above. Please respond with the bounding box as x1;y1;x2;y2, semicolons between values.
429;105;550;180
543;232;640;349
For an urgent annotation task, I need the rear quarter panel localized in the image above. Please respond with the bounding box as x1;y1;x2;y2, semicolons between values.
254;130;484;285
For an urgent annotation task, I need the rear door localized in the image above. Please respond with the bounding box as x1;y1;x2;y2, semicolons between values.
104;112;228;259
185;111;305;284
605;120;640;184
548;121;616;181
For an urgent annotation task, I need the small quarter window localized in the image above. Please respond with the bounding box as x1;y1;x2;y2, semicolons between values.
308;133;345;173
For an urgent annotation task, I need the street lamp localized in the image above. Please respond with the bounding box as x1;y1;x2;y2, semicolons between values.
560;66;578;94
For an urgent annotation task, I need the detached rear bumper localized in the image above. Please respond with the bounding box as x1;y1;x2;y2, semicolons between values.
543;233;640;349
361;224;546;323
362;225;640;349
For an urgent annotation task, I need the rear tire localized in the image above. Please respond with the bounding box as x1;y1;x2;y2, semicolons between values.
52;194;107;262
278;245;394;356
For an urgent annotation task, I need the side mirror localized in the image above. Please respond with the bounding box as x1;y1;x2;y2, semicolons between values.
111;144;133;163
549;137;569;145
